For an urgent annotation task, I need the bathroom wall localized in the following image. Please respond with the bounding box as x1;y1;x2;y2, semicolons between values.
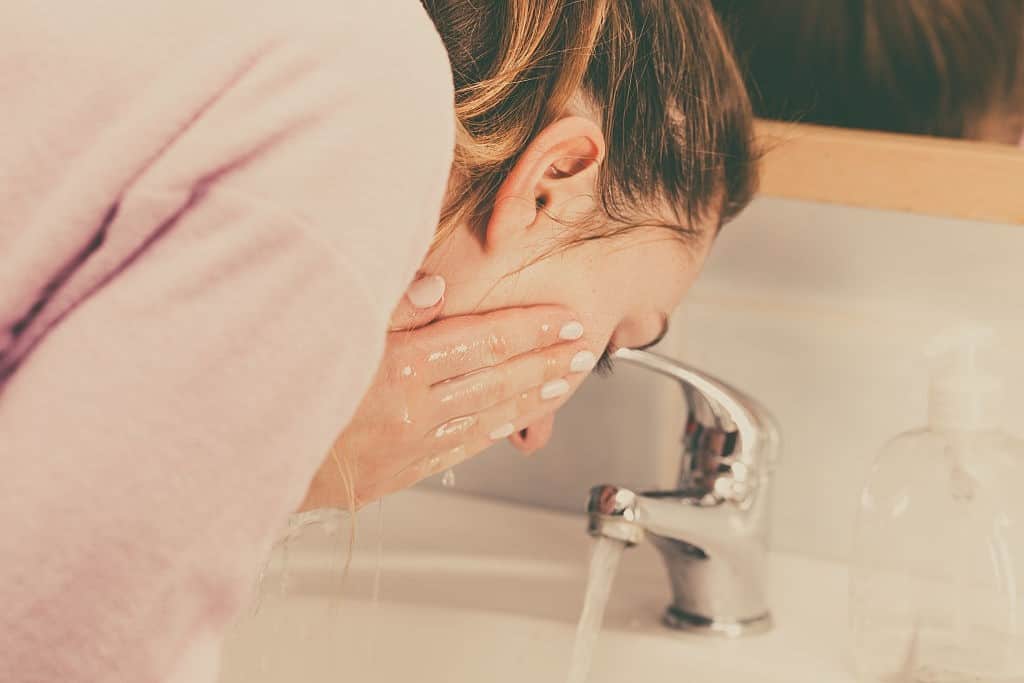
431;197;1024;564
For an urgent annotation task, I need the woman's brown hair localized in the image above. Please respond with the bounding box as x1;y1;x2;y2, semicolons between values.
420;0;759;246
712;0;1024;142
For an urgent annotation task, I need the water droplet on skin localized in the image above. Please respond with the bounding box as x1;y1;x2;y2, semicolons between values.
438;380;487;406
402;407;413;425
441;469;456;488
401;365;413;377
542;324;551;333
425;336;512;367
425;455;442;473
434;415;477;438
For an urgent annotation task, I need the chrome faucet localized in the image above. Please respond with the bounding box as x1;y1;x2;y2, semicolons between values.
586;348;780;637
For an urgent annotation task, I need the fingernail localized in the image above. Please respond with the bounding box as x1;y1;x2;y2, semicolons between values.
570;350;596;373
559;321;584;340
407;275;446;308
540;378;570;400
488;423;516;440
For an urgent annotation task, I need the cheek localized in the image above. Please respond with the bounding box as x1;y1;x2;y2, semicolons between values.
538;243;693;342
476;238;700;350
610;249;684;309
641;241;707;307
562;258;629;344
506;252;623;329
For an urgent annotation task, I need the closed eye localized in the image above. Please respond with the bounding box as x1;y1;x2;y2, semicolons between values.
595;346;617;376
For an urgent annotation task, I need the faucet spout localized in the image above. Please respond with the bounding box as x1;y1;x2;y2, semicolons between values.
584;350;780;637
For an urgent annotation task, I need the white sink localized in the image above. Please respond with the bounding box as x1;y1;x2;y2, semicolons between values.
219;489;857;682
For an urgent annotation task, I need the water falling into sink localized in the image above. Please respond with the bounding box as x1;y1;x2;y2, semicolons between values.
224;503;386;682
567;537;627;683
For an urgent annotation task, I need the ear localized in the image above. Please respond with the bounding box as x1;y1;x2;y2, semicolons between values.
484;116;606;251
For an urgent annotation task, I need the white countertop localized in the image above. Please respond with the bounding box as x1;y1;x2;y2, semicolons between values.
220;488;858;682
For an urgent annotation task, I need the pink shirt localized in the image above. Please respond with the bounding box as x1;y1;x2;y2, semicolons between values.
0;1;454;681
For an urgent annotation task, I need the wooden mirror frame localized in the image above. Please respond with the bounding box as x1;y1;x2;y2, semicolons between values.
756;120;1024;225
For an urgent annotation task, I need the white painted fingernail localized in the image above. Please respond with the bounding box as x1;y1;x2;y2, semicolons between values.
407;275;446;308
559;321;584;340
541;378;570;400
489;423;516;440
570;350;596;373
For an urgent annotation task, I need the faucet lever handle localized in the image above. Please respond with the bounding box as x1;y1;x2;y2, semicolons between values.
614;349;780;502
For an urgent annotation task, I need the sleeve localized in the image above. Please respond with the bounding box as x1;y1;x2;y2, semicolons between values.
0;6;454;682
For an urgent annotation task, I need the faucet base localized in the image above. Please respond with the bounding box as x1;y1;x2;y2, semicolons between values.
663;606;773;638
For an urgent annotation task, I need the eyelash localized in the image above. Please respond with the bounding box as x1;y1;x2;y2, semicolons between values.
594;345;617;376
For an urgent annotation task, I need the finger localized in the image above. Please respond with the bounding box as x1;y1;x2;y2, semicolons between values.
368;380;580;504
508;413;555;455
417;383;573;480
388;274;446;331
408;306;585;384
425;370;584;453
358;371;588;506
429;342;595;421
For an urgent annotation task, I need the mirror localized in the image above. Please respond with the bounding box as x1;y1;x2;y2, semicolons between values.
714;0;1024;145
717;2;1024;225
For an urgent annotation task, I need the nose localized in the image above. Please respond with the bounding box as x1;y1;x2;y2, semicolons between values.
508;414;556;454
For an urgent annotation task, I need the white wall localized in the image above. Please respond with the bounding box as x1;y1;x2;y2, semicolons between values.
431;197;1024;563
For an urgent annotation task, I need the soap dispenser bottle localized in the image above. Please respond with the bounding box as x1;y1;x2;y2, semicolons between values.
850;327;1024;683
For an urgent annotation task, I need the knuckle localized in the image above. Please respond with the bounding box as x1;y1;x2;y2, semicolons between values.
487;363;522;404
544;352;563;380
431;414;479;443
485;333;509;364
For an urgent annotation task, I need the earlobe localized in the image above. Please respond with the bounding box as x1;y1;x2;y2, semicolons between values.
484;116;605;252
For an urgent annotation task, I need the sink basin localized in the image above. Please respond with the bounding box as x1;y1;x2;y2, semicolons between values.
219;489;856;682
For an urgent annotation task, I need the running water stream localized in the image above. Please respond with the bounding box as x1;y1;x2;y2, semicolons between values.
566;537;627;683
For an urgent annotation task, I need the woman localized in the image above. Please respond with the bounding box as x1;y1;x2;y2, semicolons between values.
0;0;756;681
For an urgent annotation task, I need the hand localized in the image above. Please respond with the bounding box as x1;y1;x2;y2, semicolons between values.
298;276;595;511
